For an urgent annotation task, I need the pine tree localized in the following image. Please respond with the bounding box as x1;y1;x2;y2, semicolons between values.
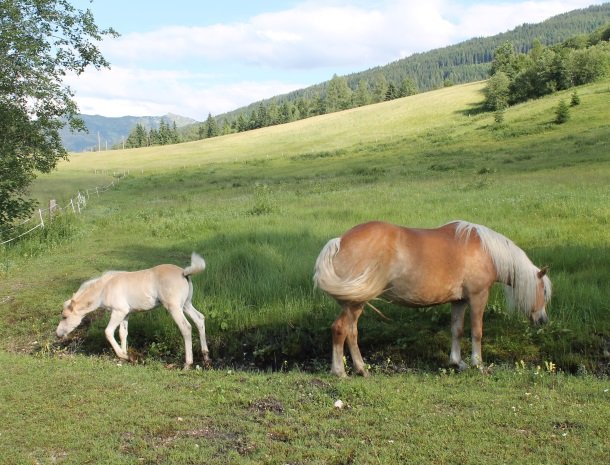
555;99;570;124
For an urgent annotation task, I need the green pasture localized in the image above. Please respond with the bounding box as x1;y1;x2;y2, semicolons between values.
1;80;609;375
0;82;610;372
1;78;609;465
1;351;608;465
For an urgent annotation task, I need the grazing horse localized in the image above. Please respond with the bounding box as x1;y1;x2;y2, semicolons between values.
313;221;552;377
56;253;209;368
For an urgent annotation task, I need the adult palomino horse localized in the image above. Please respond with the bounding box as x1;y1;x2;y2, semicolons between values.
314;221;552;377
56;253;209;369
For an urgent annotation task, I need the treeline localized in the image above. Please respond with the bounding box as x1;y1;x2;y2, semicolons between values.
484;24;610;111
123;120;180;149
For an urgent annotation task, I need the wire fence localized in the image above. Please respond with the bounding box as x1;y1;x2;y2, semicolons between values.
1;175;125;246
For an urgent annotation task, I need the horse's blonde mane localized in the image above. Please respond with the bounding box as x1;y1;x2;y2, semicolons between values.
452;221;551;315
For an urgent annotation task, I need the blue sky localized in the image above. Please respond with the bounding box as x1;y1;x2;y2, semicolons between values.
67;0;601;120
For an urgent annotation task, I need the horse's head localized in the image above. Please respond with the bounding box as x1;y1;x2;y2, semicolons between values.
56;297;89;338
530;266;551;325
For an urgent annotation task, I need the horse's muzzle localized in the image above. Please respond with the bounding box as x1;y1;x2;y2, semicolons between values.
532;312;549;325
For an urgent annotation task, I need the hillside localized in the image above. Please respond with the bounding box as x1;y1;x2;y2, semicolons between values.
217;3;610;122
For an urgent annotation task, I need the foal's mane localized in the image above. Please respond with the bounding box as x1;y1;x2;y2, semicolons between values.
73;271;120;299
452;221;551;315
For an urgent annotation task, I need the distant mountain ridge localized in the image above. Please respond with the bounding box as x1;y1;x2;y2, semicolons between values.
60;113;197;152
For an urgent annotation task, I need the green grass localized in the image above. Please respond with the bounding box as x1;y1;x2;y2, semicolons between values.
1;77;609;465
1;80;609;373
1;352;608;465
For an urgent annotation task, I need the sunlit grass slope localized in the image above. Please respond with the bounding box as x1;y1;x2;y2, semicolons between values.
2;79;609;373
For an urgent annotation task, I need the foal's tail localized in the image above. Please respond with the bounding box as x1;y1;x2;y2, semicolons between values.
313;238;383;303
183;252;206;277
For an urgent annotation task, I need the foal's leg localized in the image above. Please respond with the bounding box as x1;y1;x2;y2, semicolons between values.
468;290;489;367
105;309;130;360
449;301;468;370
119;319;129;355
183;303;210;364
166;304;194;369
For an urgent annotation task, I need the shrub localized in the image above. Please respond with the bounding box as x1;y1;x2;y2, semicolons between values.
554;99;570;124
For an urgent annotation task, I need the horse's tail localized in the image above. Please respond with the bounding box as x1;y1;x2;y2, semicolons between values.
183;252;206;277
313;237;383;303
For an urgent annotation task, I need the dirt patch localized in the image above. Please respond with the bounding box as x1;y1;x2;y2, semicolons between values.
248;396;284;415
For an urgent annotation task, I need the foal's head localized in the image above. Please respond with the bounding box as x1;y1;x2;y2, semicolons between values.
56;280;102;338
530;267;552;325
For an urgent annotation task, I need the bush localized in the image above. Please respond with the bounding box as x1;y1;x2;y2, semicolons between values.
555;99;570;124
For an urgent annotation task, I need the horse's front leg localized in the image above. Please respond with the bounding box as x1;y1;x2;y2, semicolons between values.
468;290;489;367
119;319;128;355
105;309;130;361
449;301;468;371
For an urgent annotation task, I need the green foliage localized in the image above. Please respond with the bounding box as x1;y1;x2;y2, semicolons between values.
0;0;117;226
485;71;511;110
494;108;506;124
485;26;610;110
570;90;581;106
126;119;180;148
555;99;571;123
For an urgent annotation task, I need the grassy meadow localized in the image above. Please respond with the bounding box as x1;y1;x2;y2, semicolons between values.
0;79;608;463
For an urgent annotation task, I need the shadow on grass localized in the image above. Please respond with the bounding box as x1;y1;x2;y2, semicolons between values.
55;231;610;375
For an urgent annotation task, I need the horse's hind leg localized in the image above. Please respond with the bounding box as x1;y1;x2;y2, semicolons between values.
449;301;468;370
345;304;368;377
331;303;367;377
166;304;194;369
183;303;210;364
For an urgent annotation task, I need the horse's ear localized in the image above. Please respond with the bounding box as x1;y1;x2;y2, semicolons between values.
538;266;549;278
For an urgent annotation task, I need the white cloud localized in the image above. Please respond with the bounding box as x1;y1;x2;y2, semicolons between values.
67;66;304;119
70;0;601;119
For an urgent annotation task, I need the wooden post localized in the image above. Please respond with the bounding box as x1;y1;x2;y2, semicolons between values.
49;199;57;220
